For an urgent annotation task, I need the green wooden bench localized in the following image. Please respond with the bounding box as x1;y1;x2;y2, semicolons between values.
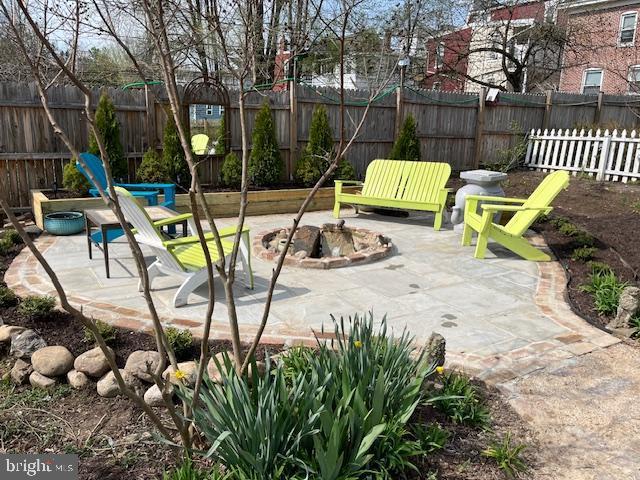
333;159;452;230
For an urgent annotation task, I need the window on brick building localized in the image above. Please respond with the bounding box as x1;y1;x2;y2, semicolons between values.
629;66;640;94
436;43;445;69
620;12;638;45
582;69;603;95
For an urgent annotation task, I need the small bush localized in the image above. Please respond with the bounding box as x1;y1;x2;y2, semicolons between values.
429;372;490;427
556;221;595;247
248;102;282;187
389;114;421;161
334;158;356;181
214;115;227;155
163;112;190;185
482;433;528;478
413;423;450;453
62;162;91;196
295;104;334;186
3;229;22;245
580;270;628;316
221;152;242;188
165;327;193;359
0;285;17;307
18;295;56;318
137;148;170;183
88;92;127;179
571;246;597;262
83;319;117;345
0;238;13;256
548;216;570;229
587;261;612;275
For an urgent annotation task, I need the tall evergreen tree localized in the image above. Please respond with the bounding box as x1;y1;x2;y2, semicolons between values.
214;114;227;155
389;114;421;161
88;92;127;179
249;102;282;186
163;112;190;185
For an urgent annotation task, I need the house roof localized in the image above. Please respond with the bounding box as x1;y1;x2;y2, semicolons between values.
558;0;640;13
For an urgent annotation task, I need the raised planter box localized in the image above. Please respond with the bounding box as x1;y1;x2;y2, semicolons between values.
31;186;359;230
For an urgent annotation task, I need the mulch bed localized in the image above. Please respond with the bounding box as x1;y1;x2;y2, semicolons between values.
503;169;640;331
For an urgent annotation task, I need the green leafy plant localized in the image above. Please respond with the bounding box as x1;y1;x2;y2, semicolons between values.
0;285;17;307
165;327;193;360
580;270;628;316
88;92;127;179
587;261;612;275
62;161;91;196
162;457;220;480
571;246;597;262
556;221;595;247
0;238;13;256
137;148;170;183
3;229;22;245
296;104;335;186
482;433;528;478
83;319;117;345
389;114;420;161
413;423;450;453
248;102;282;187
163;112;190;185
429;372;490;427
631;201;640;215
214;114;227;155
17;295;56;318
221;152;242;188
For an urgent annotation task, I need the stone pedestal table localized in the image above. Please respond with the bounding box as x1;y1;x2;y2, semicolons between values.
450;170;508;232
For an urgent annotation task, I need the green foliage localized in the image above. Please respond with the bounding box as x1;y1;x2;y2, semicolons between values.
0;285;17;307
137;148;171;183
88;92;127;179
587;261;613;275
3;229;22;245
295;105;334;186
214;115;227;155
83;319;117;345
482;433;528;478
484;122;527;173
180;313;437;479
165;327;193;360
163;113;190;185
0;238;13;256
334;158;356;182
413;422;450;453
221;152;242;189
580;270;628;316
389;114;421;162
631;201;640;214
429;372;490;427
0;378;70;410
17;295;56;318
249;102;283;187
162;457;220;480
571;246;597;262
62;162;91;196
554;218;595;247
630;313;640;335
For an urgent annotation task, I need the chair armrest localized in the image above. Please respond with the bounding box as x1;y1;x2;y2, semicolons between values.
465;195;526;204
480;204;552;213
152;213;193;228
335;180;364;186
116;182;175;189
163;226;250;247
442;188;454;192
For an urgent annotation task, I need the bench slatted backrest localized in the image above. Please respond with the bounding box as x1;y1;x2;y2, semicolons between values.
505;170;569;237
361;160;450;204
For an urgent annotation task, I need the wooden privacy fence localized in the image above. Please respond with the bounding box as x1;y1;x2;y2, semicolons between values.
525;128;640;182
1;80;640;208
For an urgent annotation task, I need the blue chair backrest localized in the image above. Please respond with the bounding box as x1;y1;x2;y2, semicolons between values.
77;152;109;190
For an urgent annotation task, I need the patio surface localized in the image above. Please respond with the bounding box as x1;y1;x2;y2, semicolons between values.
6;209;618;382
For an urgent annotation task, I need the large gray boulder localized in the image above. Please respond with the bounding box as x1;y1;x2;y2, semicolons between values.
67;370;90;389
10;329;46;359
144;383;174;407
74;346;113;378
0;325;26;343
124;350;162;383
163;361;198;386
29;371;57;389
10;359;33;385
608;286;640;330
31;346;74;377
97;369;144;398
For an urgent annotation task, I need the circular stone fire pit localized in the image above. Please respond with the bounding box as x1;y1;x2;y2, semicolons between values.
253;221;393;269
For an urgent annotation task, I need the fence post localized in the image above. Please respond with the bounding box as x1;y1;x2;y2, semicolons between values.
395;82;404;139
542;90;553;130
473;88;486;168
594;91;604;125
288;80;297;181
596;132;611;181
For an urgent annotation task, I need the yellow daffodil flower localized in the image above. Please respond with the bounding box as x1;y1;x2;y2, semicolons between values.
354;340;363;349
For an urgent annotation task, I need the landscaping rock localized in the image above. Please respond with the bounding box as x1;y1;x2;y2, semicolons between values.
10;359;33;385
425;332;446;367
124;350;162;383
74;346;113;377
293;225;321;257
0;325;26;343
321;226;355;257
29;371;57;389
163;360;198;386
97;369;143;398
206;352;229;382
10;329;46;359
31;346;74;377
144;383;174;407
609;286;640;330
67;370;90;389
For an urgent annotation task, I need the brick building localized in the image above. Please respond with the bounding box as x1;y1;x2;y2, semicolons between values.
424;28;472;91
559;0;640;94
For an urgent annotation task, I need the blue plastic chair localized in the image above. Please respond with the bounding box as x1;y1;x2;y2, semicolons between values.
77;152;177;243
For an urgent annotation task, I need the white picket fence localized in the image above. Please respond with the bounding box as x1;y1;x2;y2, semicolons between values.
524;128;640;182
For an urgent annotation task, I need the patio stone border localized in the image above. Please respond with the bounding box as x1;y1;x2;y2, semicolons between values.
252;227;393;269
5;232;620;385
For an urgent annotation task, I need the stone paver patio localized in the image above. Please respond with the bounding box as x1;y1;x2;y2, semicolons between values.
6;209;618;382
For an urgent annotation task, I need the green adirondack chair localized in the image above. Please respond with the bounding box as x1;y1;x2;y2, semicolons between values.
191;134;209;155
461;170;569;261
333;160;452;230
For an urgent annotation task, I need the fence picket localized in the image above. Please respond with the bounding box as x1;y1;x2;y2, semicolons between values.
612;130;626;182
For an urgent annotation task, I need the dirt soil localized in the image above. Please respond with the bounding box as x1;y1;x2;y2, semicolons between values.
503;170;640;331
